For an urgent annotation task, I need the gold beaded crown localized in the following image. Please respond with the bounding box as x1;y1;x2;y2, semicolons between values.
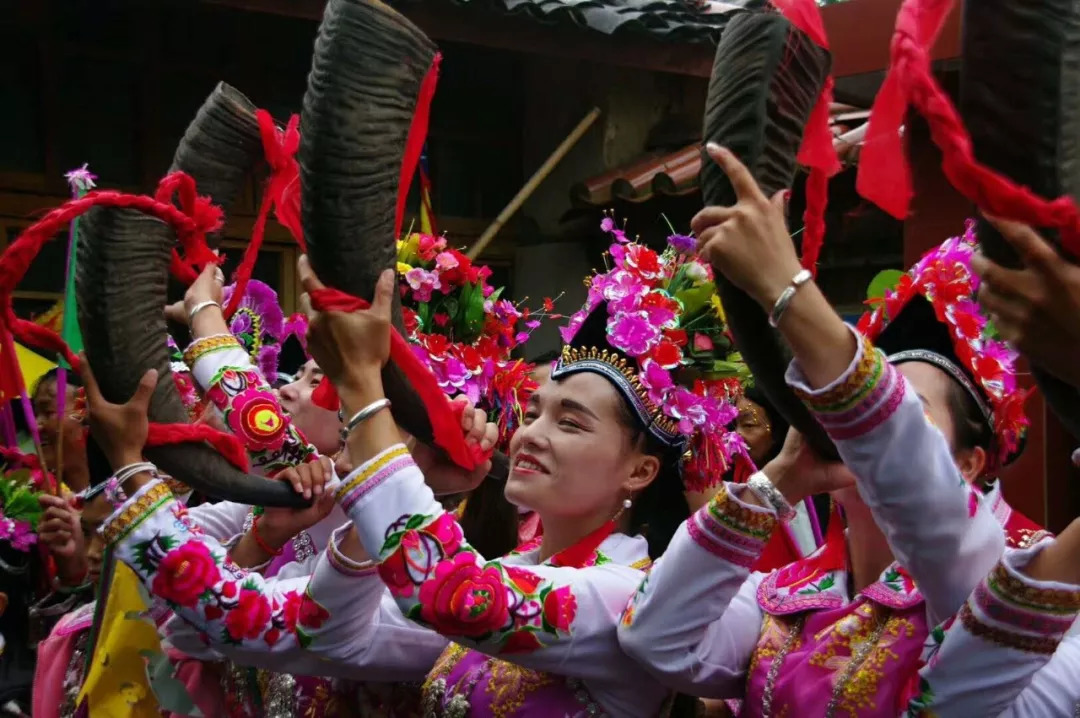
551;306;684;448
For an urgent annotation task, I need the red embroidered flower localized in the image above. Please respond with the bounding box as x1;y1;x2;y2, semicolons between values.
505;565;542;595
664;328;688;347
204;604;223;621
417;552;510;637
297;596;330;630
264;628;281;647
223;381;287;452
501;630;544;654
542;585;577;633
281;591;303;631
424;512;465;555
151;540;220;607
224;589;272;641
403;307;420;336
221;581;238;599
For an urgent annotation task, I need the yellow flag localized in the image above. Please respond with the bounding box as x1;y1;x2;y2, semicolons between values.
14;342;56;394
77;563;162;717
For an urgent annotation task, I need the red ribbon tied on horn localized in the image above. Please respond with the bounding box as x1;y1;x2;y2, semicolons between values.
225;111;304;319
769;0;841;276
307;287;489;472
0;171;250;471
855;0;1080;257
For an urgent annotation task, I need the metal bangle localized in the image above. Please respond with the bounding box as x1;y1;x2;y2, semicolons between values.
187;300;221;324
747;471;796;522
768;269;813;328
340;398;392;442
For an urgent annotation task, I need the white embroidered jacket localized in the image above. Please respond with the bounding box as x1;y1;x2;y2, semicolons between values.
618;326;1080;716
102;447;669;716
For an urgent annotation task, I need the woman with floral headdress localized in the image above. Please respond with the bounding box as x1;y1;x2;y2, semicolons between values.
618;145;1080;717
78;231;752;717
156;249;544;716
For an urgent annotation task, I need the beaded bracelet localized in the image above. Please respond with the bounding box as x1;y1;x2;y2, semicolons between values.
103;461;157;508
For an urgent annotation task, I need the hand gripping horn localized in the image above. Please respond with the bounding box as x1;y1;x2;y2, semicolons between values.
700;12;837;459
299;0;510;479
77;83;309;507
960;0;1080;440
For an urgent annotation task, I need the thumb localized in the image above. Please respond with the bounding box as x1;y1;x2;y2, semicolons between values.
132;368;159;410
371;268;396;319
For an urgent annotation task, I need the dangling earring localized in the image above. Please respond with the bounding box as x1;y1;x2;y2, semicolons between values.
612;497;633;522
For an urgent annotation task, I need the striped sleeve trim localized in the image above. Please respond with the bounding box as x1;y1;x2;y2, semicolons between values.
959;558;1080;654
336;444;413;510
687;484;776;569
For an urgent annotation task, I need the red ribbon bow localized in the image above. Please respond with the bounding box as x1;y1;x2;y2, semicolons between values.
225;112;304;319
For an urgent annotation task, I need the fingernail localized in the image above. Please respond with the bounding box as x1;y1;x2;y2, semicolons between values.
706;142;723;155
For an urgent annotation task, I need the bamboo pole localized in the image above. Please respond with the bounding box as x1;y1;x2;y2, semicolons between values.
466;107;601;260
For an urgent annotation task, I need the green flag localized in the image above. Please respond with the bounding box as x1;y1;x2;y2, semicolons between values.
59;165;95;367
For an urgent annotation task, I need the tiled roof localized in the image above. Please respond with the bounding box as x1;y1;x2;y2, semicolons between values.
429;0;766;43
573;110;867;206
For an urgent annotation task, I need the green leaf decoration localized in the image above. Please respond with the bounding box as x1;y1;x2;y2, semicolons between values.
142;649;202;716
417;303;431;331
297;627;313;650
381;531;406;556
866;269;905;301
404;514;428;531
674;285;713;316
815;574;835;591
462;282;487;339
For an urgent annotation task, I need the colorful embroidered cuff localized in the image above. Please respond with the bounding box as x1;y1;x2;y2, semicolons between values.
183;334;242;367
786;326;906;440
100;478;174;546
326;526;378;577
687;483;777;569
960;541;1080;654
191;345;252;392
336;444;414;513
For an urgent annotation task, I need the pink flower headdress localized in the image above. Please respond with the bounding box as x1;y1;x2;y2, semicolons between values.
556;216;751;491
857;220;1029;466
397;233;557;447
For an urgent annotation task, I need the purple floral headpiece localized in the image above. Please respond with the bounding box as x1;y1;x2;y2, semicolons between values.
221;280;286;379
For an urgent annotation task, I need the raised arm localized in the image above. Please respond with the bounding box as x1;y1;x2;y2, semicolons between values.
296;264;658;683
617;484;773;697
695;145;1003;624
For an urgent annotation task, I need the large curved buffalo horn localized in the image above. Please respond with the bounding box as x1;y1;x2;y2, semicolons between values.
77;83;308;507
700;12;837;459
299;0;439;445
960;0;1080;440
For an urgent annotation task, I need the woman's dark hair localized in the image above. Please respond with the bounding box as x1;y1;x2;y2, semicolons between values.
945;379;995;457
614;398;689;559
743;384;789;465
458;474;520;558
529;349;561;365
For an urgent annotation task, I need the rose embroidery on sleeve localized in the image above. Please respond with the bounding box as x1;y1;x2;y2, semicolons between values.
151;540;220;607
377;510;579;655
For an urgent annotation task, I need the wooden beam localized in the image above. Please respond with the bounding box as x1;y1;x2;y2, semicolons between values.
201;0;715;77
823;0;961;78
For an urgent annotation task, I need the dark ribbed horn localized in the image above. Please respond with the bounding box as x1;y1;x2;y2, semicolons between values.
960;0;1080;441
700;12;836;459
299;0;439;444
77;83;308;507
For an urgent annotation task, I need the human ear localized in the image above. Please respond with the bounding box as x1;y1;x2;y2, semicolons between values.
955;445;987;484
623;454;661;494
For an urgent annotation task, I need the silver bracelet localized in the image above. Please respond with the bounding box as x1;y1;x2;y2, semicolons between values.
187;300;221;324
768;269;812;328
340;398;392;442
747;471;796;522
